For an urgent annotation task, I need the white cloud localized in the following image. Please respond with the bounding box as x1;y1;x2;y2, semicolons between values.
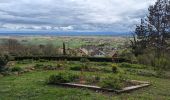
0;0;157;32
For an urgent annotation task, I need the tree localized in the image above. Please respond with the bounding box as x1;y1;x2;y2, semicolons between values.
130;19;149;56
2;39;22;56
131;0;170;57
147;0;170;56
63;42;66;55
43;43;56;56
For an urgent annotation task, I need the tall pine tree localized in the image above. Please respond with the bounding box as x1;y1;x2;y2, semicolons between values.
132;0;170;57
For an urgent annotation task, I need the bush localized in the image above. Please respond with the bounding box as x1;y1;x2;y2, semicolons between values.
11;67;22;72
34;64;44;69
47;72;79;84
17;59;33;64
38;59;49;62
80;58;89;62
154;57;169;70
86;75;100;84
57;63;64;68
0;54;12;72
111;64;118;73
119;63;145;69
152;57;169;77
137;54;154;65
70;66;82;71
119;49;137;63
100;67;111;73
119;63;132;68
98;62;109;66
44;65;58;70
100;74;126;90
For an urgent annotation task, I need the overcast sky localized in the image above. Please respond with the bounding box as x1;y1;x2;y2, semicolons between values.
0;0;156;32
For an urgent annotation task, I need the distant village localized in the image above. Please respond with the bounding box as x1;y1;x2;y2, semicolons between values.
58;43;119;57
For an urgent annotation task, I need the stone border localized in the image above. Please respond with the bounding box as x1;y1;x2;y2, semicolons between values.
56;80;150;94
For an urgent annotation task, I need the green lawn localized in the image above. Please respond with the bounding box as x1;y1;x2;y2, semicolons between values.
0;61;170;100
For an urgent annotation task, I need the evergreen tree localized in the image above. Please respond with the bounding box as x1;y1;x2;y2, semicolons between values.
132;0;170;56
63;42;66;55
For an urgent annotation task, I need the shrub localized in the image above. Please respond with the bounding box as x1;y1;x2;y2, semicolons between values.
119;63;145;69
86;75;100;84
17;59;33;64
111;64;118;73
119;63;132;68
44;65;58;70
152;57;169;77
47;72;79;84
38;59;48;62
119;49;137;63
80;58;89;62
34;64;44;69
98;62;109;66
70;66;82;71
137;54;154;65
100;67;111;73
154;57;169;70
11;67;22;72
100;75;124;90
35;63;64;70
0;54;12;72
57;63;64;68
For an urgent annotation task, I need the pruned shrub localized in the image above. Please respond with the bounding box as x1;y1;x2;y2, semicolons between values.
11;67;22;72
111;64;118;73
47;72;79;84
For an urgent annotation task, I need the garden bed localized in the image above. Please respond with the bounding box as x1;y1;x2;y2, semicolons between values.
47;72;150;94
55;80;150;94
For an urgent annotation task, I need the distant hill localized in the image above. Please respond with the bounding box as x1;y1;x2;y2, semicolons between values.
0;31;130;36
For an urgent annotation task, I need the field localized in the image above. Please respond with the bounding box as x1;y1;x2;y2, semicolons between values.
0;60;170;100
0;36;128;48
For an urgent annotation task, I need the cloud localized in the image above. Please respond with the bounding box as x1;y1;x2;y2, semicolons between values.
0;0;156;32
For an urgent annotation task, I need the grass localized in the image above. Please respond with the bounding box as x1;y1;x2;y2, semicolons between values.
1;61;170;100
0;71;109;100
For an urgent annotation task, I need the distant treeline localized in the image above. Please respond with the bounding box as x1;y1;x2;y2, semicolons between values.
0;39;74;56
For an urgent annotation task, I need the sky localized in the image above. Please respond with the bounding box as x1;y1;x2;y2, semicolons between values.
0;0;156;32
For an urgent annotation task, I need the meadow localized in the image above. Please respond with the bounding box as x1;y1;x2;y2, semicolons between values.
0;60;170;100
